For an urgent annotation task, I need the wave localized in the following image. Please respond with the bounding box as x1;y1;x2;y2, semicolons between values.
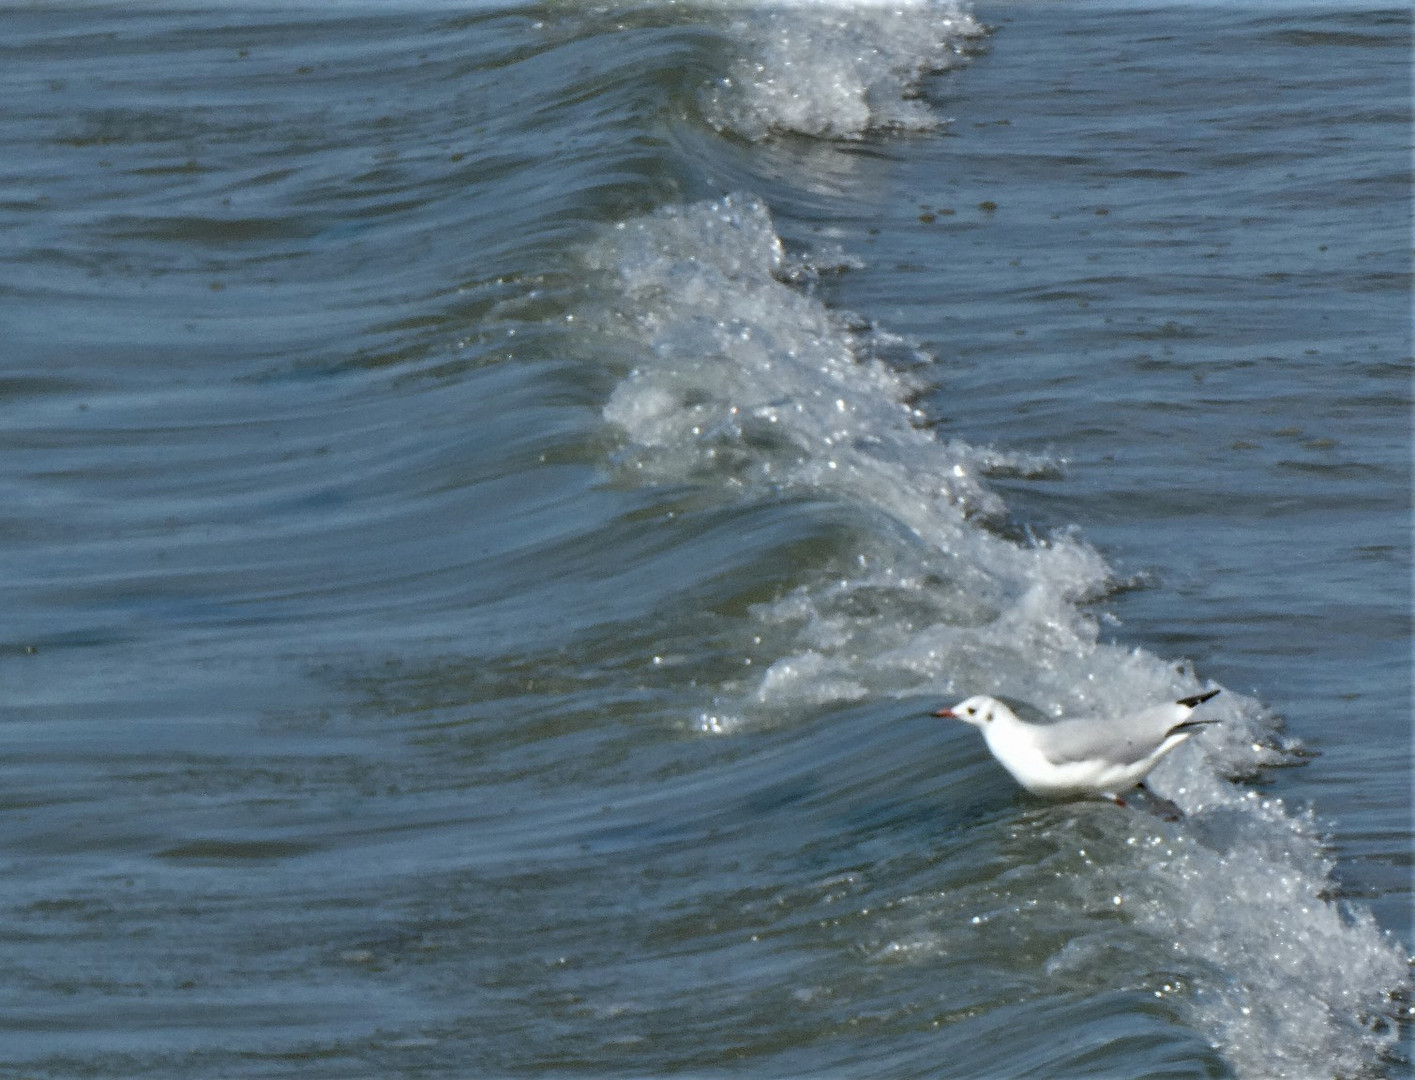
578;190;1410;1078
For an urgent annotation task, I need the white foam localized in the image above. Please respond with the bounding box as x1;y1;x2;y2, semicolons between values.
696;1;985;141
1127;810;1411;1079
581;193;1410;1077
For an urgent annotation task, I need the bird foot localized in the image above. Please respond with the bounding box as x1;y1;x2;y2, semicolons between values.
1111;785;1184;822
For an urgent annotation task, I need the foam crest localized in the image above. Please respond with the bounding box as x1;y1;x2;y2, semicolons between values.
697;1;985;141
1126;809;1409;1078
594;196;1011;520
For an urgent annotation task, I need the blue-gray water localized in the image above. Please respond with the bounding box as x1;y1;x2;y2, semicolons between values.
2;2;1410;1077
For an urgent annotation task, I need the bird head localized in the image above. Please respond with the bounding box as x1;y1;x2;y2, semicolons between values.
931;695;1007;728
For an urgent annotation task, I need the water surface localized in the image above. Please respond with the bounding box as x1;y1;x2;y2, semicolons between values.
1;2;1409;1077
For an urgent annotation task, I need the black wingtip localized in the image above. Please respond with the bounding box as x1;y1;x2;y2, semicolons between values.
1176;688;1220;709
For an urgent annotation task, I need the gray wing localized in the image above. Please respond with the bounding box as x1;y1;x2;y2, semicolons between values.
1033;702;1191;766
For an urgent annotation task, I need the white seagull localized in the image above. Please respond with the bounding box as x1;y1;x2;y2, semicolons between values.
932;690;1220;809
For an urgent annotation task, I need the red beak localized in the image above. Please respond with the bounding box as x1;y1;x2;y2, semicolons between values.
931;707;956;719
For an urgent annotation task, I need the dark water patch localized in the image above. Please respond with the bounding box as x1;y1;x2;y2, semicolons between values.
156;838;323;863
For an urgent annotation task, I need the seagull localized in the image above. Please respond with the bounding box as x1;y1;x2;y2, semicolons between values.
932;690;1220;811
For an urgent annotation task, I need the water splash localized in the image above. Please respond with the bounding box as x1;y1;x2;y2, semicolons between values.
697;1;985;141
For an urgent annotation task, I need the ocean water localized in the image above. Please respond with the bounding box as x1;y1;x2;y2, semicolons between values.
1;2;1410;1078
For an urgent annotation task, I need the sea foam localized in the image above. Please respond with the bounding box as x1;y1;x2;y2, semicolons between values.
696;0;984;141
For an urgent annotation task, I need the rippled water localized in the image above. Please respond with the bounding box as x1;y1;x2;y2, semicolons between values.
2;2;1410;1077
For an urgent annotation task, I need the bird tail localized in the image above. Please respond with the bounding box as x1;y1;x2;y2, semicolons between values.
1169;718;1220;735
